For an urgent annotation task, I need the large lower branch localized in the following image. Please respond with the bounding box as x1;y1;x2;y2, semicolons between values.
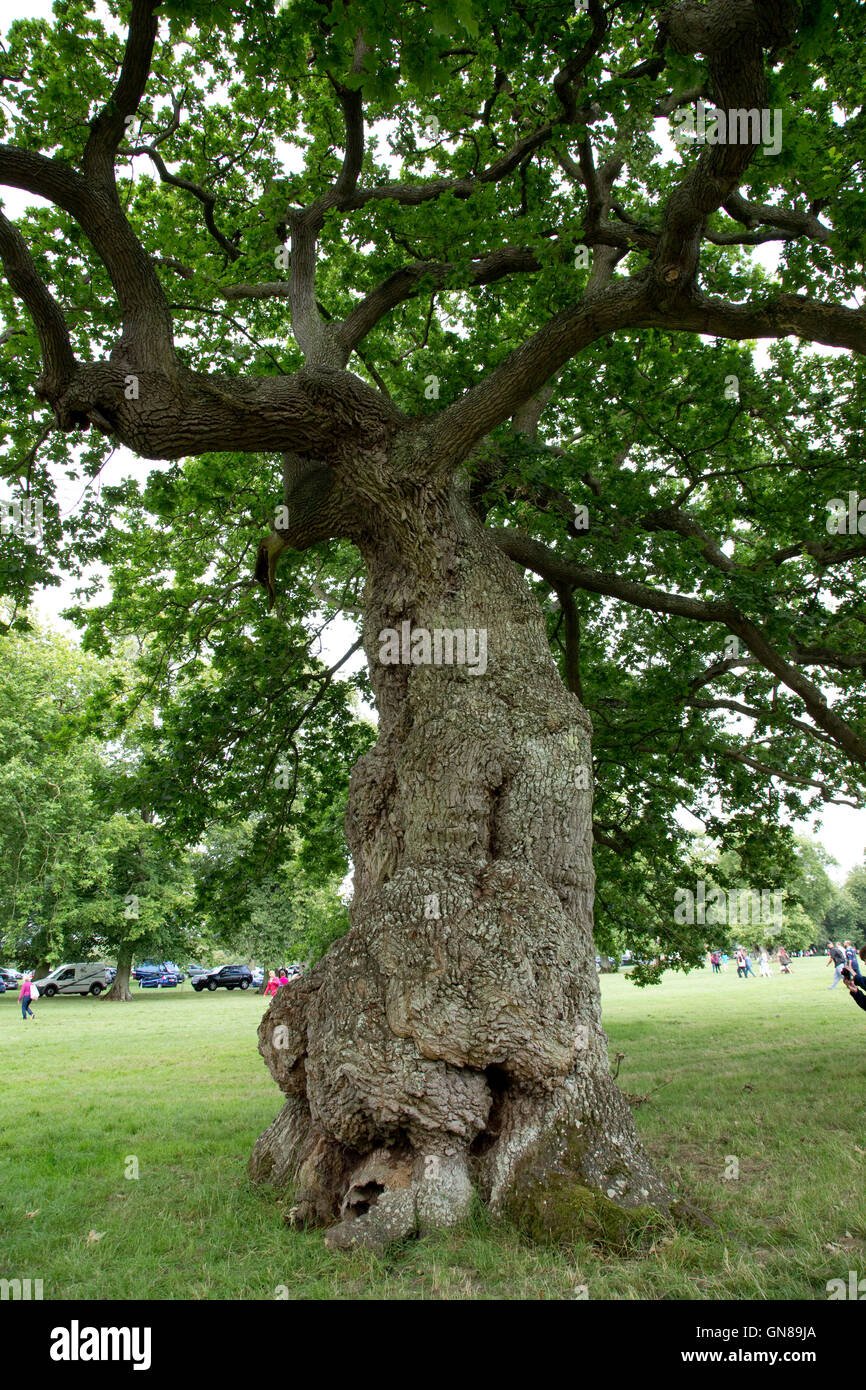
428;279;866;474
42;361;403;462
655;290;866;354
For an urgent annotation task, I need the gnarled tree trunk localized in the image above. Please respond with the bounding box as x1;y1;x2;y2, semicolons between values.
249;456;668;1250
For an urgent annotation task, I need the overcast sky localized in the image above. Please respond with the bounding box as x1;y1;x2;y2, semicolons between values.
3;0;864;883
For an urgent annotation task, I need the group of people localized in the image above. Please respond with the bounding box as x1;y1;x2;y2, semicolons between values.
263;966;301;997
708;947;793;977
826;941;860;989
708;939;866;1020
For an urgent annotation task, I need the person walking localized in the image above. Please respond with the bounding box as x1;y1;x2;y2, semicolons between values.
735;948;747;978
720;952;729;973
263;970;278;998
845;941;858;975
710;951;721;974
759;949;772;978
827;941;846;989
742;951;756;978
778;946;792;974
18;972;37;1021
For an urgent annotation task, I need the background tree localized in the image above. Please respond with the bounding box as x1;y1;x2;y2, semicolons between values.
88;810;195;999
824;863;866;942
192;819;353;984
0;622;108;972
1;0;865;1247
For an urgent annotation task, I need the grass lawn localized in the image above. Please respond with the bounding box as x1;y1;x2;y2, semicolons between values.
0;956;863;1300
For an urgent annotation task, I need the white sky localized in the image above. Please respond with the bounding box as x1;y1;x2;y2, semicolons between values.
2;0;865;883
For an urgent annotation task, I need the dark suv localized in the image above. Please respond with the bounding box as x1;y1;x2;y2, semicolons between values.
192;964;253;992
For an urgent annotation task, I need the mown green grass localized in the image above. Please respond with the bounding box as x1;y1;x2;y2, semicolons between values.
0;957;862;1300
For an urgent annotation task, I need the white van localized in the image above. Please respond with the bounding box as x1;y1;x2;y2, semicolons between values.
37;962;109;997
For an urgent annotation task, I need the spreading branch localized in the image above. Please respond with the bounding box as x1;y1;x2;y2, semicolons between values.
83;0;161;188
491;527;866;765
0;209;76;397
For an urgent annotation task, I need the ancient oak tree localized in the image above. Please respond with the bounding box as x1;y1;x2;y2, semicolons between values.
1;0;865;1248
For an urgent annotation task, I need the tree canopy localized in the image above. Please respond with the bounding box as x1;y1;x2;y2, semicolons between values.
0;0;865;970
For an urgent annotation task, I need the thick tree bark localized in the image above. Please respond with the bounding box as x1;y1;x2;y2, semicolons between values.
106;942;134;1002
250;465;668;1249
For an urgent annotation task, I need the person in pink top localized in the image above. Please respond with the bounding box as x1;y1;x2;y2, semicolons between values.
263;971;278;997
18;973;36;1021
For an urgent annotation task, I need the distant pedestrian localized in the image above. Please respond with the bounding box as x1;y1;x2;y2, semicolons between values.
827;941;846;989
736;948;747;978
845;941;858;973
720;953;729;973
743;951;756;978
277;970;290;987
263;971;278;998
18;973;37;1021
759;950;771;978
778;946;792;974
710;951;721;974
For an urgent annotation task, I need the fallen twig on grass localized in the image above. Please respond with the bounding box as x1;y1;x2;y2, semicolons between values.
623;1076;674;1107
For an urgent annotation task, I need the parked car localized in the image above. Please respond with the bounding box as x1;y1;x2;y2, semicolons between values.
0;967;22;992
138;971;178;989
192;964;253;992
132;963;159;982
133;960;185;983
37;962;109;997
251;967;264;988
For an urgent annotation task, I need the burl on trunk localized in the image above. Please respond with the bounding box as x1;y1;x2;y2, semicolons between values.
249;461;668;1250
